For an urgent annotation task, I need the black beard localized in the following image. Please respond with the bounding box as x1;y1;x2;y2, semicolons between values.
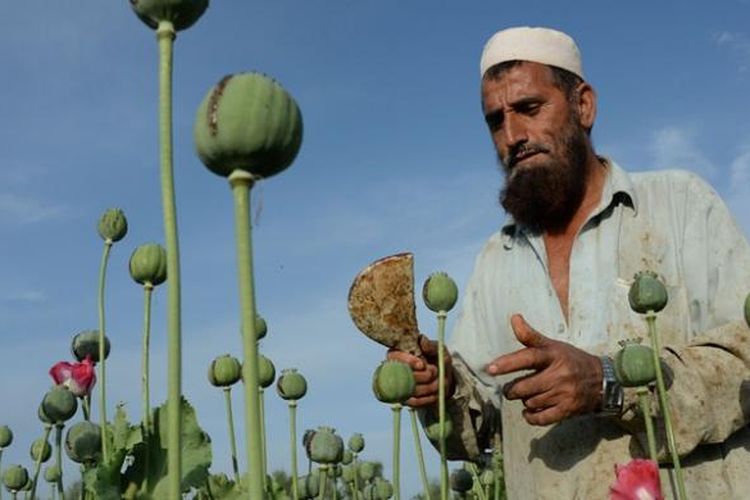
498;124;590;232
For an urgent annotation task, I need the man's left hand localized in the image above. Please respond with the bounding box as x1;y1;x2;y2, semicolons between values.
486;314;603;426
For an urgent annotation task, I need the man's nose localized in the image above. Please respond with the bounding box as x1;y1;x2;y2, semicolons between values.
503;114;527;148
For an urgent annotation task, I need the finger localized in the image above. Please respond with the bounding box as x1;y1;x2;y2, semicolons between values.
521;390;556;411
406;394;438;407
502;372;553;401
486;347;550;375
510;314;548;348
412;380;439;398
412;365;438;385
418;334;438;357
387;349;425;371
522;405;567;426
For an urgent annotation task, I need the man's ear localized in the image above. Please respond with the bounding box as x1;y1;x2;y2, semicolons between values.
576;82;596;131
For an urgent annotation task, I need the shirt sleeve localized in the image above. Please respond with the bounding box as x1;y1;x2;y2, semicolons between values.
620;173;750;460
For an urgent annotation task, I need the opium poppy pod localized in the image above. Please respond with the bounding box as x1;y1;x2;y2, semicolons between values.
130;0;209;31
64;421;102;465
307;426;344;465
2;465;28;492
129;243;167;287
276;368;307;400
208;355;242;388
614;340;657;387
348;433;365;453
372;360;416;404
423;271;459;313
30;438;52;463
71;330;110;363
97;208;128;243
43;465;60;483
41;386;78;424
0;425;12;448
628;271;668;314
257;354;276;389
450;469;474;493
194;72;303;179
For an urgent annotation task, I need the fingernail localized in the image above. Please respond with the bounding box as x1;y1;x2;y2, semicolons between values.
416;360;424;370
486;364;497;375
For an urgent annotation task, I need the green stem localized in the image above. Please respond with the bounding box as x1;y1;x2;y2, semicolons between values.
97;241;112;462
493;449;501;500
55;424;64;497
229;169;264;500
637;387;659;463
646;314;686;500
436;311;448;500
392;404;402;500
142;286;153;434
0;448;4;500
408;408;431;500
352;455;360;500
260;388;267;492
465;463;487;500
82;397;90;422
318;466;327;500
156;20;183;500
290;401;300;500
29;426;53;500
224;388;240;483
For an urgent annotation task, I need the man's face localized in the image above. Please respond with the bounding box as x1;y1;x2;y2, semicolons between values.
481;62;591;231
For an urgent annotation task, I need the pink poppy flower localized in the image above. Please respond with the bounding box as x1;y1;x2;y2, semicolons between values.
49;357;96;398
610;459;664;500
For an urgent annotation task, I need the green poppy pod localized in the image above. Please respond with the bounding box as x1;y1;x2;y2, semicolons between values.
628;271;668;314
129;243;167;287
276;368;307;400
614;341;657;387
20;478;32;492
208;354;242;387
362;483;377;500
37;403;54;426
359;461;377;482
450;469;474;493
71;330;110;363
348;433;365;453
43;465;61;483
130;0;209;31
255;314;268;341
65;421;102;465
341;464;355;483
422;271;459;313
30;437;52;463
257;354;276;389
296;473;319;499
194;72;303;179
373;478;394;500
42;386;78;424
424;414;453;442
97;208;128;243
2;465;28;492
372;360;416;404
341;449;353;465
744;292;750;329
306;427;344;465
0;425;12;448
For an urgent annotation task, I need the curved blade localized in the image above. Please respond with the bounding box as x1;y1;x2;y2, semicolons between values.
348;252;421;355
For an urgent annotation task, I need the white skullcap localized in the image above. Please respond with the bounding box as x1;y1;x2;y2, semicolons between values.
480;26;584;80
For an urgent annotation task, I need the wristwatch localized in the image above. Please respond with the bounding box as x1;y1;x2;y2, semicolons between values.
598;356;624;417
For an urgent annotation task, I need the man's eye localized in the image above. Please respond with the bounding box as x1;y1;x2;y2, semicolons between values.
486;113;503;132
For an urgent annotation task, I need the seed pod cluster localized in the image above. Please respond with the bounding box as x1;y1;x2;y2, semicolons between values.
306;426;344;465
423;271;459;313
628;271;668;314
208;354;242;387
363;477;394;500
372;360;416;404
71;330;110;363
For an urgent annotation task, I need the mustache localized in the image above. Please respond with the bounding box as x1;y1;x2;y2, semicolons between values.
504;143;550;170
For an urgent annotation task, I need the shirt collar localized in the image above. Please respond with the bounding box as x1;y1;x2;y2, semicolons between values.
500;156;638;239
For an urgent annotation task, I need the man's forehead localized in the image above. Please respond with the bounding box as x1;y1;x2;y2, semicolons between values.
481;62;558;100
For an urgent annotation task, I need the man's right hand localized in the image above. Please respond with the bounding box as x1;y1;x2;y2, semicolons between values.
386;335;455;408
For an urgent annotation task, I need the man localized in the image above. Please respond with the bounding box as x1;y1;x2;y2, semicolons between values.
389;26;750;498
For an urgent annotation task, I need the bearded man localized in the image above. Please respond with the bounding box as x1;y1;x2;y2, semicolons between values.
389;27;750;499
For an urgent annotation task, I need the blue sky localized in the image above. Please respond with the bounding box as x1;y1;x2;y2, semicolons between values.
1;0;750;496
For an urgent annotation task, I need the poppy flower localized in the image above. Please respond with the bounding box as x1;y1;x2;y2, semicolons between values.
49;357;96;398
610;458;664;500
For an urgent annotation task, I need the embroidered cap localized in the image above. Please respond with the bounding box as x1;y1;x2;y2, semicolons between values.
480;26;584;79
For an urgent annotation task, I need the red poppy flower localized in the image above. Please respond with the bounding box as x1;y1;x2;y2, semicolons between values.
49;357;96;398
610;459;664;500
